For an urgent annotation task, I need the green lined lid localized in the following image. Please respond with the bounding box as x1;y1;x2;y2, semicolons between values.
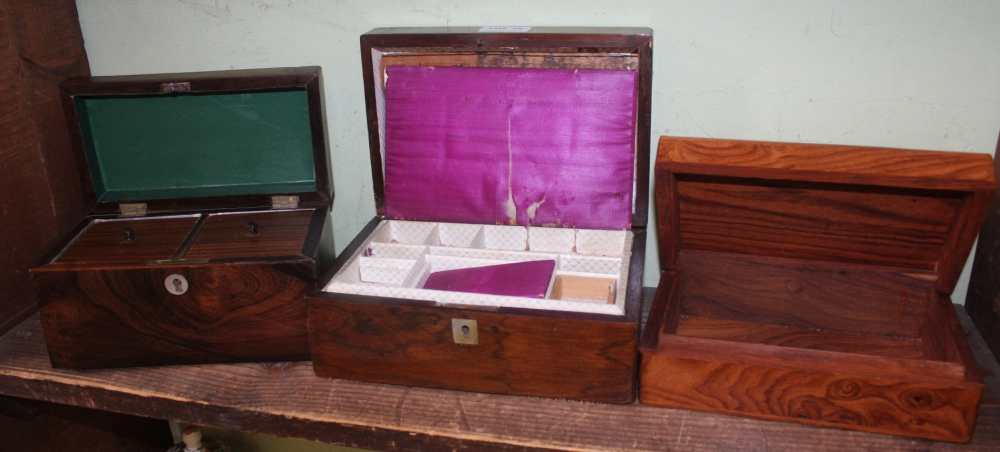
76;89;316;203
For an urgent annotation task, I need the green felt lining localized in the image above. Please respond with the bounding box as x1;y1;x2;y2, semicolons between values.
76;89;316;203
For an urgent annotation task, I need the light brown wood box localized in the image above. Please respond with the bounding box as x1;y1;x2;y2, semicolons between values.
640;136;996;442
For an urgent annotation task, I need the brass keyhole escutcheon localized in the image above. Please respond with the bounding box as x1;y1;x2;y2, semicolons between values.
247;221;259;236
451;319;478;345
164;274;189;295
123;228;136;242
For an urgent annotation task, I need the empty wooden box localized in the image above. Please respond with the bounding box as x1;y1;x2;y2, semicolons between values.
31;67;331;369
307;27;652;403
640;136;995;442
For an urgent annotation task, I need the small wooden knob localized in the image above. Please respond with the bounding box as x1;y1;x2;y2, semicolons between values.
123;228;136;242
247;221;259;235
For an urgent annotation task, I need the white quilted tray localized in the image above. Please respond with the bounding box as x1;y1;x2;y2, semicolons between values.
323;220;633;316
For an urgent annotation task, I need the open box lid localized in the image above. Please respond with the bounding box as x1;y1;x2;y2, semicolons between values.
360;27;653;230
62;66;330;215
655;136;997;294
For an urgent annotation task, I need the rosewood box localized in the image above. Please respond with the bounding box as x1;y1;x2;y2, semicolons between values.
307;27;652;403
640;136;995;442
31;67;331;369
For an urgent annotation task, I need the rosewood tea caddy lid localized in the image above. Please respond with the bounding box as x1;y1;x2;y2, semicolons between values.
61;66;331;215
360;27;653;231
655;136;996;294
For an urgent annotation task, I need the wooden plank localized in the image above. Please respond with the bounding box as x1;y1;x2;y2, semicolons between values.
0;292;994;450
0;0;89;334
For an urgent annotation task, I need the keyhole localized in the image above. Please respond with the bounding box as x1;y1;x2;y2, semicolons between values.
164;274;188;295
247;221;259;235
123;228;136;242
461;325;470;336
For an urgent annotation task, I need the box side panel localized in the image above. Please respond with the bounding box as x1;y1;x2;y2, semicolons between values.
308;296;637;403
35;263;312;368
639;350;982;442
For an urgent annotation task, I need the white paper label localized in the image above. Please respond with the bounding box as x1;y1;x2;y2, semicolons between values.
478;26;531;33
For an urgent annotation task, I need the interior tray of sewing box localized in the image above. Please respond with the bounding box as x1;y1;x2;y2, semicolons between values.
324;220;632;316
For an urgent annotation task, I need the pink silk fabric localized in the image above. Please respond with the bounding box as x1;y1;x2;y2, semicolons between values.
422;260;556;298
384;66;637;229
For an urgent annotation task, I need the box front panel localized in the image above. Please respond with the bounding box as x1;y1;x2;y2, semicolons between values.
640;351;982;442
35;263;312;368
308;296;637;403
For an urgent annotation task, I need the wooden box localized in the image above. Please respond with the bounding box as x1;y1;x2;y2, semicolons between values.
30;67;331;369
307;27;652;403
640;136;995;441
964;134;1000;362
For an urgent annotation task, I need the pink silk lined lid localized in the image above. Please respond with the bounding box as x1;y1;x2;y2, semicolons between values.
384;66;638;229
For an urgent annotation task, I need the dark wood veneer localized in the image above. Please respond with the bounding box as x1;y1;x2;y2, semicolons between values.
56;216;200;264
186;209;315;260
309;27;651;403
30;67;332;369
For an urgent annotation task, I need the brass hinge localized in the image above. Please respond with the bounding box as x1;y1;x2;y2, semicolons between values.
270;195;299;209
119;203;147;217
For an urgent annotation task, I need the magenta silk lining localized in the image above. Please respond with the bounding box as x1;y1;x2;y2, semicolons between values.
383;66;637;230
422;260;556;298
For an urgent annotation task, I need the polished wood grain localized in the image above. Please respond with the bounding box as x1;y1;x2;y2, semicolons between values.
319;28;651;403
676;177;961;271
675;315;927;359
0;0;89;334
308;295;637;403
644;136;995;442
185;209;314;260
53;215;200;264
966;133;1000;361
641;340;982;442
0;293;997;451
677;250;931;338
34;262;312;369
660;136;996;191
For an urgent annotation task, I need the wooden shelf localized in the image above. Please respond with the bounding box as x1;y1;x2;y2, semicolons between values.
0;291;996;451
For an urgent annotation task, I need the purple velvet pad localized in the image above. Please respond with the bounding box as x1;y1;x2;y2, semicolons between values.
422;260;556;298
384;66;636;229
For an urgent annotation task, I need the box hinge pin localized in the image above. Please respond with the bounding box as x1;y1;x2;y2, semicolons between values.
119;203;147;217
271;195;299;209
